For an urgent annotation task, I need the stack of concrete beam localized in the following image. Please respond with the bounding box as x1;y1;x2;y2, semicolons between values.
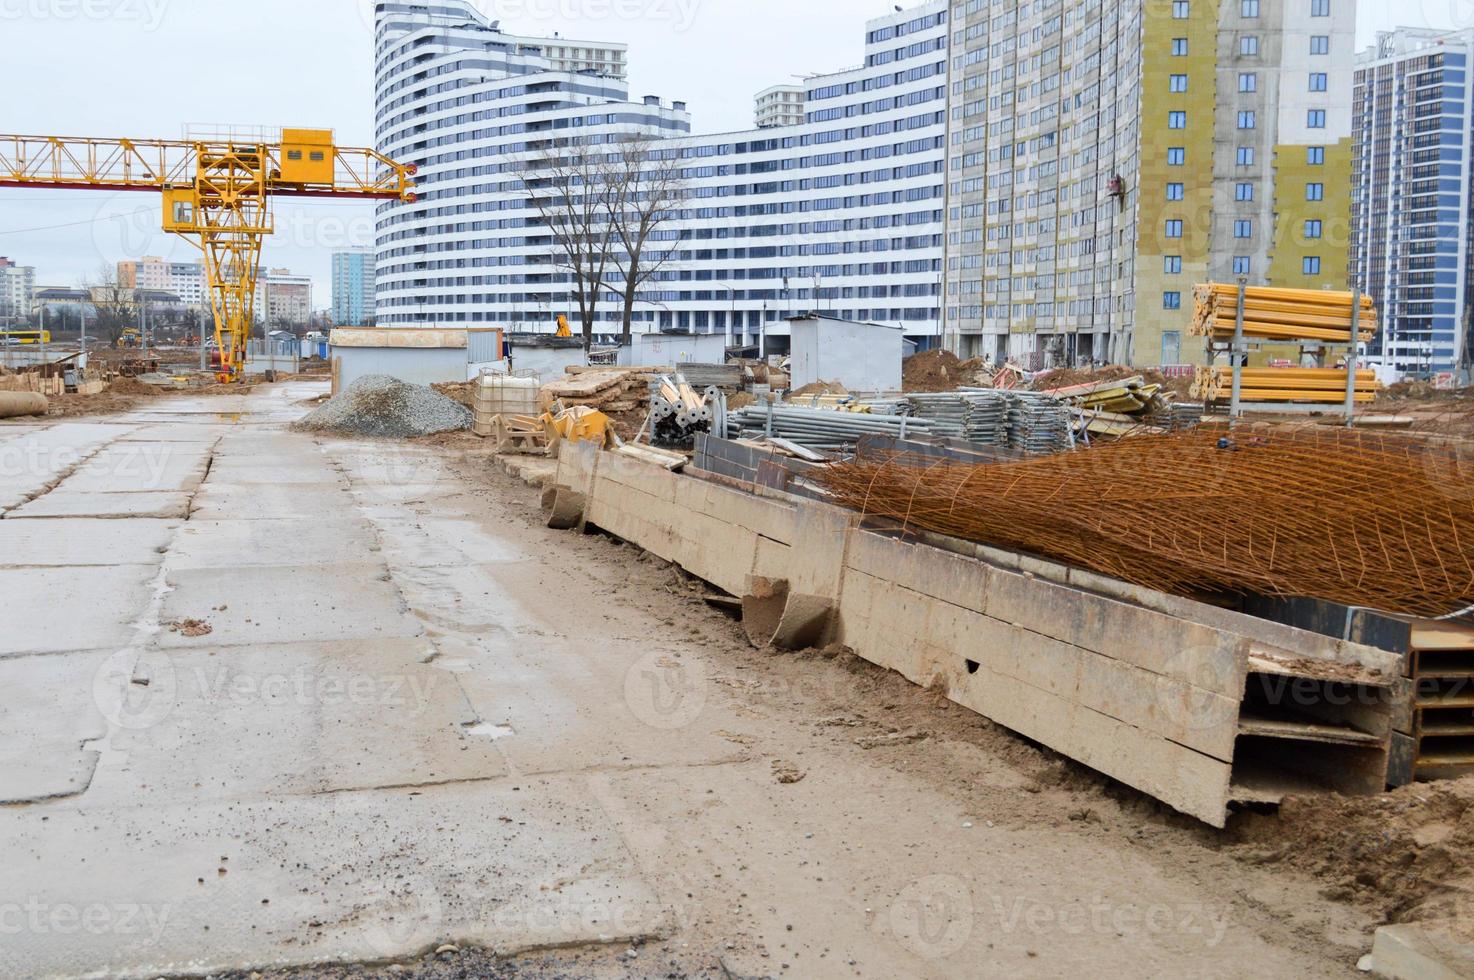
549;441;1404;828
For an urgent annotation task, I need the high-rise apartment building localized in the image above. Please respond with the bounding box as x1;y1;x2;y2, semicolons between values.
332;249;377;326
371;0;1351;367
0;257;35;324
372;1;947;342
754;85;806;128
1351;27;1474;380
942;0;1356;366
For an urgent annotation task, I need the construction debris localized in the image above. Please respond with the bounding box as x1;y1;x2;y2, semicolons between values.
818;426;1474;621
292;375;471;438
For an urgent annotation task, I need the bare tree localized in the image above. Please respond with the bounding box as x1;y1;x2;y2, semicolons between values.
515;139;619;354
604;135;688;346
85;263;136;346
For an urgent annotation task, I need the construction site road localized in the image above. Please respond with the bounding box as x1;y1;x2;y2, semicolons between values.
0;382;1378;979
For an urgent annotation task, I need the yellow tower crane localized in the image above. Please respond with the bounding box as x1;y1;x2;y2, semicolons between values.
0;130;416;380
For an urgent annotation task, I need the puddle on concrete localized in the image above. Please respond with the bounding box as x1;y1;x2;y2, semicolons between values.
462;721;515;740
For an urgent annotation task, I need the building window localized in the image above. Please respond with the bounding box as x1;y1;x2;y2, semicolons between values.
1164;291;1183;310
1233;256;1252;275
1168;147;1185;165
1237;146;1255;165
1310;35;1329;54
1170;74;1189;92
1303;256;1322;275
1167;182;1185;200
1305;219;1323;239
1310;0;1329;14
1307;146;1324;165
1168;111;1187;129
1166;219;1184;238
1238;110;1256;129
1239;72;1257;92
1165;256;1183;274
1234;219;1253;238
1309;72;1327;91
1173;0;1190;16
1235;182;1254;201
1172;37;1189;55
1241;0;1260;14
1306;182;1324;201
1307;109;1326;128
1241;36;1259;55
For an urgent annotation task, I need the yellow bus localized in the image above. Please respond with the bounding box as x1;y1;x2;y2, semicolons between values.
0;329;50;345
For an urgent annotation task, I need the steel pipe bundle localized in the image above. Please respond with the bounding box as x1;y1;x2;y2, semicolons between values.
1191;284;1377;344
651;374;717;447
819;427;1474;621
1192;366;1383;404
731;404;936;450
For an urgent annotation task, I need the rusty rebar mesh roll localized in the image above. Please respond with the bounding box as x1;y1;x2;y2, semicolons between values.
817;428;1474;621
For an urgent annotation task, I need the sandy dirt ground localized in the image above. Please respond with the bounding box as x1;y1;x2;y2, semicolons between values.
1;384;1470;980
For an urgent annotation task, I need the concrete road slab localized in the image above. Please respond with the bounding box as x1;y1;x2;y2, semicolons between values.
0;565;159;658
0;422;133;510
374;518;527;567
7;490;192;520
87;638;503;805
0;778;664;979
0;650;110;804
114;424;230;444
168;519;380;569
188;482;349;521
159;563;423;648
59;444;212;494
205;456;344;486
0;518;176;567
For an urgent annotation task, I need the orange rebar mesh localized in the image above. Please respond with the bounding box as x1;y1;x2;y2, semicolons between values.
817;427;1474;621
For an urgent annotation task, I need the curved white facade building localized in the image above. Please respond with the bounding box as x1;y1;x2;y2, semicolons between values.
372;0;947;345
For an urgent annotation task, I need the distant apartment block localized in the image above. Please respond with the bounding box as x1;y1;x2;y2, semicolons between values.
0;257;35;324
754;84;806;128
1351;27;1474;379
332;249;376;326
255;268;312;327
117;256;206;309
942;0;1356;366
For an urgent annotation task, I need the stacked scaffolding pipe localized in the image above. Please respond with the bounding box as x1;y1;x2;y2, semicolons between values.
730;404;937;451
818;427;1474;621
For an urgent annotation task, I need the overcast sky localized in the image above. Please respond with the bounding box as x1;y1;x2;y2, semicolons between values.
0;0;1460;308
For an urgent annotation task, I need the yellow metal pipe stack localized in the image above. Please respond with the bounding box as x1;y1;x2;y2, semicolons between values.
1191;284;1377;344
1192;366;1382;404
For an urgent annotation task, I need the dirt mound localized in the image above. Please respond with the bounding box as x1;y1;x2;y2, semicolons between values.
292;375;471;438
1031;365;1141;391
432;381;476;408
903;349;968;392
1226;776;1474;936
106;377;163;397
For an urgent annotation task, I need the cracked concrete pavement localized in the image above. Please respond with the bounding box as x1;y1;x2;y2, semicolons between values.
0;383;1379;979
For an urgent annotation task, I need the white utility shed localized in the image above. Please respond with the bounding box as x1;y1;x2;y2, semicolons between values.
787;314;903;393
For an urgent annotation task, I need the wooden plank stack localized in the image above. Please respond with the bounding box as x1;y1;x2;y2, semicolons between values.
541;368;653;414
1190;284;1377;344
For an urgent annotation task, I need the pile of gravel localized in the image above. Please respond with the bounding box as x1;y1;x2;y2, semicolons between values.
293;375;472;438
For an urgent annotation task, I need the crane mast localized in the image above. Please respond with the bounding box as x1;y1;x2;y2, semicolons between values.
0;131;416;380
